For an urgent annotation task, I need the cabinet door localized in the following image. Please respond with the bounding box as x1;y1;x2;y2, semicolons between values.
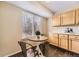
62;10;75;25
52;16;61;26
76;9;79;24
59;35;68;49
59;38;68;49
69;35;79;53
71;40;79;53
48;34;59;46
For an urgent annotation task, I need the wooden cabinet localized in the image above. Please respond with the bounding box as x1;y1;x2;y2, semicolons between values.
59;34;68;49
69;35;79;53
49;33;79;54
76;9;79;24
61;10;75;25
52;9;79;26
52;15;61;26
48;34;59;46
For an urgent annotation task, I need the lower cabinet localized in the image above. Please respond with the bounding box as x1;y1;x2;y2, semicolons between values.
49;34;79;54
69;35;79;53
71;40;79;53
59;34;69;49
48;34;59;46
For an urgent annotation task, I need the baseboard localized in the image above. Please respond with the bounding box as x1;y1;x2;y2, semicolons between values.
4;50;21;57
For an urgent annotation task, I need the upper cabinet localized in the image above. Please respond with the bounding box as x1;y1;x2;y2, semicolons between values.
61;10;75;25
52;10;77;26
76;9;79;24
52;15;61;26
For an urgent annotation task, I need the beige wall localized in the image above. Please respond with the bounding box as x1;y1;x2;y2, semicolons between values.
0;2;50;56
0;2;22;56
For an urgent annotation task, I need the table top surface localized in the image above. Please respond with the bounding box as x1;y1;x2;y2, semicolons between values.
22;35;48;42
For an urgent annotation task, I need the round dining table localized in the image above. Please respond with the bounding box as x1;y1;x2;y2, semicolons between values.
21;35;48;57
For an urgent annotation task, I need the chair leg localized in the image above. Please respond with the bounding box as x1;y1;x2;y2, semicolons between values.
39;43;46;55
22;51;27;57
34;50;39;57
31;46;39;57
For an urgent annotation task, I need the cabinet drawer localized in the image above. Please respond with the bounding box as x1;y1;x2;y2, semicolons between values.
69;35;79;40
69;35;75;39
53;34;58;37
59;34;68;38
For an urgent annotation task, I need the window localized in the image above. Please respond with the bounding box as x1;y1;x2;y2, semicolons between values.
22;11;47;36
22;11;33;35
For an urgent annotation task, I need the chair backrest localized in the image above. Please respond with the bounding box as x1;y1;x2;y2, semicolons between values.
18;41;36;57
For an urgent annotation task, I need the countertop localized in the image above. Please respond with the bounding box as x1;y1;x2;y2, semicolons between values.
52;33;79;35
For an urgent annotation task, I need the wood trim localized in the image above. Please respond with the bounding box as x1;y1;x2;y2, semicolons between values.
58;34;59;46
52;24;79;27
68;35;69;49
74;9;76;24
69;39;72;50
59;38;61;47
71;40;72;50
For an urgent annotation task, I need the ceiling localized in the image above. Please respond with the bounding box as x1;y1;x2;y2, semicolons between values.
38;1;79;14
7;1;79;17
7;1;53;17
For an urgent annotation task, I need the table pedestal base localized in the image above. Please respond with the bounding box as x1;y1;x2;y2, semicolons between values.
36;44;45;57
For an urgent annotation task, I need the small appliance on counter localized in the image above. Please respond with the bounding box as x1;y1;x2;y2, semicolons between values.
65;28;73;33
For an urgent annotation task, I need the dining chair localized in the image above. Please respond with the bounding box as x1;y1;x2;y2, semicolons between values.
18;41;39;57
